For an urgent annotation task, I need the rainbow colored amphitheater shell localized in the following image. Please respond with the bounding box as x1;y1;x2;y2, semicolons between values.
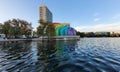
53;23;76;36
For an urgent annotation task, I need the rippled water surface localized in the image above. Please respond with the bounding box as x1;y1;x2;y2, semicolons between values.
0;38;120;72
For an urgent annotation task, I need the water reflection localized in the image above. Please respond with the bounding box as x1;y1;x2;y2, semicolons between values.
0;41;32;72
36;40;77;72
51;41;79;72
37;41;57;72
0;38;120;72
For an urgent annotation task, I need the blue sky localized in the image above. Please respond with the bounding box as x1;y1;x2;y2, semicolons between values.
0;0;120;32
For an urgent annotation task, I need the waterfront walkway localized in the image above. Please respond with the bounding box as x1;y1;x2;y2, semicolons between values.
0;36;80;43
0;39;32;44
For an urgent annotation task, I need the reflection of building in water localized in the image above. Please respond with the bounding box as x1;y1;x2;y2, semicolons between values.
37;42;56;60
36;41;78;72
37;42;57;72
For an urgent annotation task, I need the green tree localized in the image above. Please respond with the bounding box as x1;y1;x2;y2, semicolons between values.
37;19;48;36
20;20;32;36
1;19;32;38
9;19;23;38
37;19;55;37
37;25;44;36
0;23;3;34
1;20;11;38
46;24;55;36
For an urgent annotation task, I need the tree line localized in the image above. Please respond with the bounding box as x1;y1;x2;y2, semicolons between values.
76;31;120;37
0;19;32;39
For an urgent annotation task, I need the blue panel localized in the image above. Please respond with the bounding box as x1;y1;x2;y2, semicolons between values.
61;26;69;36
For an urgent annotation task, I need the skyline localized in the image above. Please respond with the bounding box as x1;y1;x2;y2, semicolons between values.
0;0;120;32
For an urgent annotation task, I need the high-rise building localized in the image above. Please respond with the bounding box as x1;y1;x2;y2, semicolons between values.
39;5;53;23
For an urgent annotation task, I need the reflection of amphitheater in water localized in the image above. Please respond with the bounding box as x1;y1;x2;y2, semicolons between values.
53;23;76;36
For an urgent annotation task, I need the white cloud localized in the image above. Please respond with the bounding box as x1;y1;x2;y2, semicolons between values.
93;18;100;22
93;12;101;22
112;14;120;19
75;22;120;33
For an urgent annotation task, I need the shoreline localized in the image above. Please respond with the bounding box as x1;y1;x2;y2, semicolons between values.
1;36;120;42
0;36;80;42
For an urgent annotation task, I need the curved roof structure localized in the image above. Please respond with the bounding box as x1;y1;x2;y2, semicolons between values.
61;26;69;36
53;23;76;36
55;26;64;36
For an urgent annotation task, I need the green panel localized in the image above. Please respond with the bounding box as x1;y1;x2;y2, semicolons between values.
60;26;69;36
55;26;65;36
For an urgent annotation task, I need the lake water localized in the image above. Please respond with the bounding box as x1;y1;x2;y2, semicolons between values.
0;38;120;72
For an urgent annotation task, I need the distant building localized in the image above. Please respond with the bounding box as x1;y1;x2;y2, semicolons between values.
39;5;53;23
110;32;114;35
95;32;110;35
